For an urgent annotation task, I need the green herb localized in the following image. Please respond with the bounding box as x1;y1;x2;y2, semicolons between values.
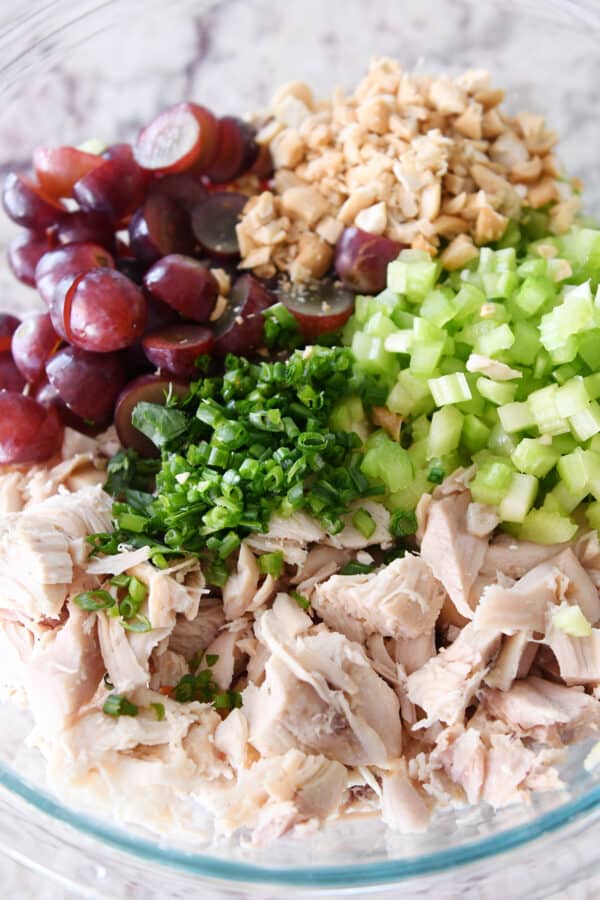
339;561;374;575
257;550;284;579
205;654;219;667
73;590;115;611
96;348;384;568
104;450;160;497
263;303;302;350
213;690;243;710
131;402;190;449
291;590;310;610
120;615;152;633
389;509;418;538
427;466;445;484
150;702;165;721
103;694;139;717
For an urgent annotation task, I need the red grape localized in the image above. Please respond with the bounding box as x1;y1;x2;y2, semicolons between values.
191;191;246;259
61;268;147;352
35;242;115;306
204;117;258;183
334;227;402;294
129;194;194;263
2;172;65;229
33;146;104;199
133;103;218;174
0;392;63;464
0;314;21;343
52;210;115;250
7;232;50;287
11;313;60;382
148;173;208;212
115;374;189;456
73;144;146;222
46;346;127;424
142;324;214;378
279;281;355;340
0;354;26;392
34;379;106;436
213;275;273;355
249;143;274;179
143;254;218;322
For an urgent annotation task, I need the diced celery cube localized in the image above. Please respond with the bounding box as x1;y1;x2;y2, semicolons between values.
552;604;592;637
361;432;414;493
578;329;600;370
544;481;587;515
553;364;579;386
499;473;538;523
420;287;456;327
477;324;514;357
476;377;517;406
517;258;548;279
351;332;397;377
569;400;600;441
470;458;514;506
364;312;397;340
586;500;600;533
498;401;536;434
387;371;433;417
411;415;431;442
461;414;491;454
427;406;464;459
557;448;588;494
511;438;559;478
529;385;569;435
508;321;541;366
555;376;591;417
384;331;413;354
410;341;445;376
513;276;554;316
428;372;472;406
387;250;441;300
387;469;431;512
453;284;486;323
487;422;517;458
585;373;600;400
516;509;578;544
482;271;519;300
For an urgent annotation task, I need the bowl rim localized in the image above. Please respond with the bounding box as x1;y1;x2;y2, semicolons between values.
0;759;599;888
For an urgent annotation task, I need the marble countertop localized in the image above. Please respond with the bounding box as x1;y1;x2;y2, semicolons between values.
2;0;600;897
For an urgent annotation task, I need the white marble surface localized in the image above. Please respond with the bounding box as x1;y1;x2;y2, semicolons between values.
2;0;600;897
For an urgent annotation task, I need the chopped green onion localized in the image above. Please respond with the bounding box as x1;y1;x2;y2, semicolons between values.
340;561;374;575
73;590;115;612
389;508;417;537
352;508;376;539
150;702;166;721
258;551;284;578
103;694;139;717
291;591;310;610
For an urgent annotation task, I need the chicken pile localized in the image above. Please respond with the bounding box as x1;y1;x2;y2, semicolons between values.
1;429;600;844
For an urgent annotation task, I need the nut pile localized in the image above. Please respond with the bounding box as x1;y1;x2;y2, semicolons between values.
237;58;580;279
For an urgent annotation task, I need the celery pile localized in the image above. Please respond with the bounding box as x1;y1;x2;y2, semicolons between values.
345;225;600;544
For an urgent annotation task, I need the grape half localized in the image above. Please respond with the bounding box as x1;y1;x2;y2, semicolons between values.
213;275;273;355
46;346;127;424
334;226;402;294
35;242;115;306
2;173;65;230
129;194;194;263
278;280;355;340
11;313;60;382
7;232;49;287
33;146;104;199
73;144;146;222
191;191;246;259
63;268;147;352
143;254;218;322
133;103;218;174
204;117;258;183
142;324;214;378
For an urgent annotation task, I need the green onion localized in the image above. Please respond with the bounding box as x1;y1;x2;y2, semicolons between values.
120;615;152;633
150;702;166;721
352;508;376;539
291;591;310;610
73;590;115;611
103;694;139;717
257;551;284;578
205;654;219;667
340;561;374;575
389;508;417;537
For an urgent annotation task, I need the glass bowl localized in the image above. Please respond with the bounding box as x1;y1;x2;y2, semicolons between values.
1;0;600;896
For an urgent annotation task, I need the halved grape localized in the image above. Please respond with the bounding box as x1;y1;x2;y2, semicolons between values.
142;324;214;378
35;242;115;306
143;254;218;322
52;210;115;250
73;144;146;222
148;173;208;212
249;143;274;179
46;346;127;424
129;194;194;263
133;103;218;174
2;172;65;229
0;354;26;392
334;226;402;294
213;274;274;355
191;191;246;259
115;374;189;456
278;280;355;340
0;393;63;464
33;146;104;199
12;313;60;382
63;268;147;352
204;117;258;183
7;232;49;287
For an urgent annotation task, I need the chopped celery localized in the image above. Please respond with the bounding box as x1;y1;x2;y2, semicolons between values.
477;323;514;357
361;431;414;493
387;250;441;300
511;438;559;478
499;473;538;523
529;385;569;435
427;407;463;459
428;372;472;406
461;414;491;454
569;401;600;441
420;287;456;327
553;364;579;386
482;271;519;300
470;458;514;506
387;469;431;512
585;373;600;401
498;401;536;434
351;332;397;377
515;509;578;544
364;311;397;340
330;396;365;433
384;330;413;354
552;603;593;637
586;501;600;533
476;377;517;406
387;371;433;417
487;422;518;458
544;481;587;515
578;329;600;370
513;276;554;316
410;341;445;376
555;376;590;417
411;414;431;442
453;284;486;323
556;448;588;494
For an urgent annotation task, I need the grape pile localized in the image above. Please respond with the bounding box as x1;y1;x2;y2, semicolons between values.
1;101;373;465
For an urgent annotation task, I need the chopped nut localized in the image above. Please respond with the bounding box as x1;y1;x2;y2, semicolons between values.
550;197;581;235
271;128;306;169
239;246;272;269
536;243;558;260
441;234;479;270
210;268;231;297
474;88;505;109
510;157;543;183
357;97;390;135
412;233;438;255
481;108;506;139
338;186;379;225
420;183;441;221
290;233;333;282
527;176;559;209
454;103;483;140
474;206;508;245
280;185;329;226
490;132;529;169
549;258;573;282
429;78;467;114
209;295;228;322
355;201;387;235
316;215;344;244
432;214;469;238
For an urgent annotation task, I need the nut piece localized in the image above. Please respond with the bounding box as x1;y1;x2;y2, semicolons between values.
210;268;231;297
281;185;329;226
474;206;508;245
290;234;333;282
441;234;479;270
357;98;390;135
271;128;306;169
355;201;387;235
